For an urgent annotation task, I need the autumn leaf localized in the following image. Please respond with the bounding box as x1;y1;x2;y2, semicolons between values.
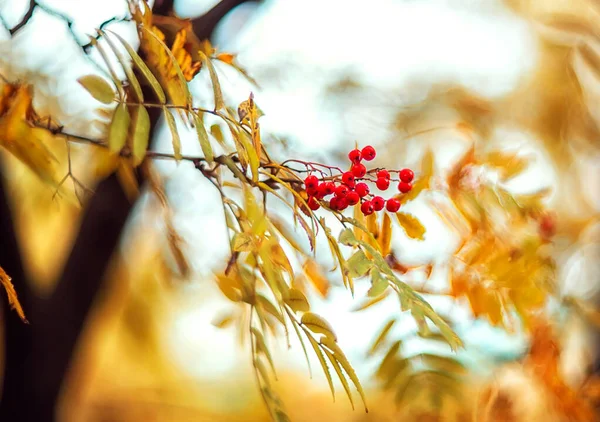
77;75;115;104
0;266;27;323
395;212;426;240
303;259;330;297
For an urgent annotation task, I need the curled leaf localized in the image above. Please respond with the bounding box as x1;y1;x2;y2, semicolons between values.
301;312;337;341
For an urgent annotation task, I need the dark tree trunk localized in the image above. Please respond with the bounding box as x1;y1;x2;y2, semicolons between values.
0;1;257;420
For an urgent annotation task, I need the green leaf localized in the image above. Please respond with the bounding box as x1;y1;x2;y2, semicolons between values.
77;75;114;104
418;353;468;375
108;103;130;152
301;312;337;341
368;268;388;297
368;318;396;357
199;51;225;111
346;250;373;278
232;232;254;252
131;105;150;167
284;288;310;313
193;112;213;163
163;108;181;160
110;30;166;103
395;212;426;240
339;228;358;246
376;340;403;379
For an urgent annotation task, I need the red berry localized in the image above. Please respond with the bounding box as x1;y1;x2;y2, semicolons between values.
305;175;319;190
329;197;339;210
362;145;376;161
335;185;349;197
337;197;349;211
399;168;414;183
377;169;390;180
376;177;390;191
398;181;412;193
346;191;360;205
317;183;329;198
351;163;367;178
386;198;400;212
360;200;374;215
348;149;362;164
355;182;369;197
306;185;318;196
372;196;385;211
308;197;320;211
342;172;355;187
324;181;336;195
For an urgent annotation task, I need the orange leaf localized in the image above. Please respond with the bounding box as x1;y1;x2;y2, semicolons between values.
303;259;330;298
0;266;28;323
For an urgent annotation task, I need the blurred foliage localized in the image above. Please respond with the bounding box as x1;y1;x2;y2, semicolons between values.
0;0;599;421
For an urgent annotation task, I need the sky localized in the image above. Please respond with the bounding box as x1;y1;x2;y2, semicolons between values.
0;0;564;397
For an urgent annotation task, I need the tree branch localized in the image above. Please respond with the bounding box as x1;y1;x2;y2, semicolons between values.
191;0;254;41
8;0;35;36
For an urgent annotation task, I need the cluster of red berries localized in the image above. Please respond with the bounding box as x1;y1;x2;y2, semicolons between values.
303;145;414;215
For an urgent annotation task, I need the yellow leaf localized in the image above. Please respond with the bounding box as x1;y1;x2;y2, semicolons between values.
198;51;225;111
320;336;368;412
193;112;213;163
0;85;58;185
303;259;330;297
368;318;395;356
130;105;150;167
101;31;144;102
77;75;115;104
346;250;373;278
257;294;285;325
217;52;235;64
232;232;254;252
211;312;235;328
379;212;392;256
305;333;336;400
350;289;390;312
110;30;166;103
395;212;426;240
215;273;242;302
108;103;130;153
163;107;181;160
0;266;27;323
322;347;354;410
301;312;337;341
284;288;310;313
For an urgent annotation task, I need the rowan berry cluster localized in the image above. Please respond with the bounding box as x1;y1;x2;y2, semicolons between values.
303;145;414;215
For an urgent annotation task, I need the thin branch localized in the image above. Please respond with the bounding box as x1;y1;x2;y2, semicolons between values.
8;0;35;35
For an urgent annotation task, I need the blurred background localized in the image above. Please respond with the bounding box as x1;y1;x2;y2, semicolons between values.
0;0;599;420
